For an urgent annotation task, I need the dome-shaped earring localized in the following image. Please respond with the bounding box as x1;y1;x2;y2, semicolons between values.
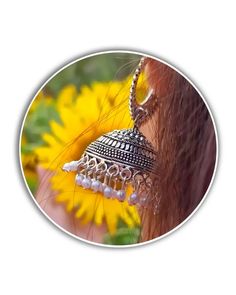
63;57;159;208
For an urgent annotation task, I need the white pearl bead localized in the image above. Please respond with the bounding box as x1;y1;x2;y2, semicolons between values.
128;192;138;205
116;190;126;202
91;180;101;192
69;161;79;171
62;161;79;172
75;174;84;185
103;186;112;198
62;163;70;172
111;189;118;199
99;183;106;193
82;178;91;189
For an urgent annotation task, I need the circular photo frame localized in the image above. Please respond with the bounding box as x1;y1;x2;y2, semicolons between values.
19;50;218;247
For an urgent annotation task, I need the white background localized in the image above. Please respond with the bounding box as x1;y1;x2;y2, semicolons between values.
1;1;235;294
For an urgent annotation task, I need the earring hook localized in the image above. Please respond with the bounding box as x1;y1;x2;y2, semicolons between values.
129;57;157;129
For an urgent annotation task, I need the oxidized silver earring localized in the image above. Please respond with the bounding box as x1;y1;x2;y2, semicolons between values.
62;57;159;207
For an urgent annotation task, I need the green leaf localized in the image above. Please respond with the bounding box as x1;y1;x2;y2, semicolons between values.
103;227;140;245
25;177;38;195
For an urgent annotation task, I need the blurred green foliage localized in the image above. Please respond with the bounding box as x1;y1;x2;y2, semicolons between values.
103;219;140;245
26;177;38;195
22;101;61;153
21;100;61;193
104;227;140;245
45;53;140;96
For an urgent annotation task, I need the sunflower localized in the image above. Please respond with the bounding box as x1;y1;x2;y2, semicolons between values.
34;75;147;233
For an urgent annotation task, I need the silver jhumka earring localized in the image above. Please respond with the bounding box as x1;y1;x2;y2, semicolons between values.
62;57;159;207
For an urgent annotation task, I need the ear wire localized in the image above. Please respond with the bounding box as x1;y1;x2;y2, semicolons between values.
129;57;157;130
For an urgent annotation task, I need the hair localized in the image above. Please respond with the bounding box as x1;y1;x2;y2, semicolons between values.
139;58;216;241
